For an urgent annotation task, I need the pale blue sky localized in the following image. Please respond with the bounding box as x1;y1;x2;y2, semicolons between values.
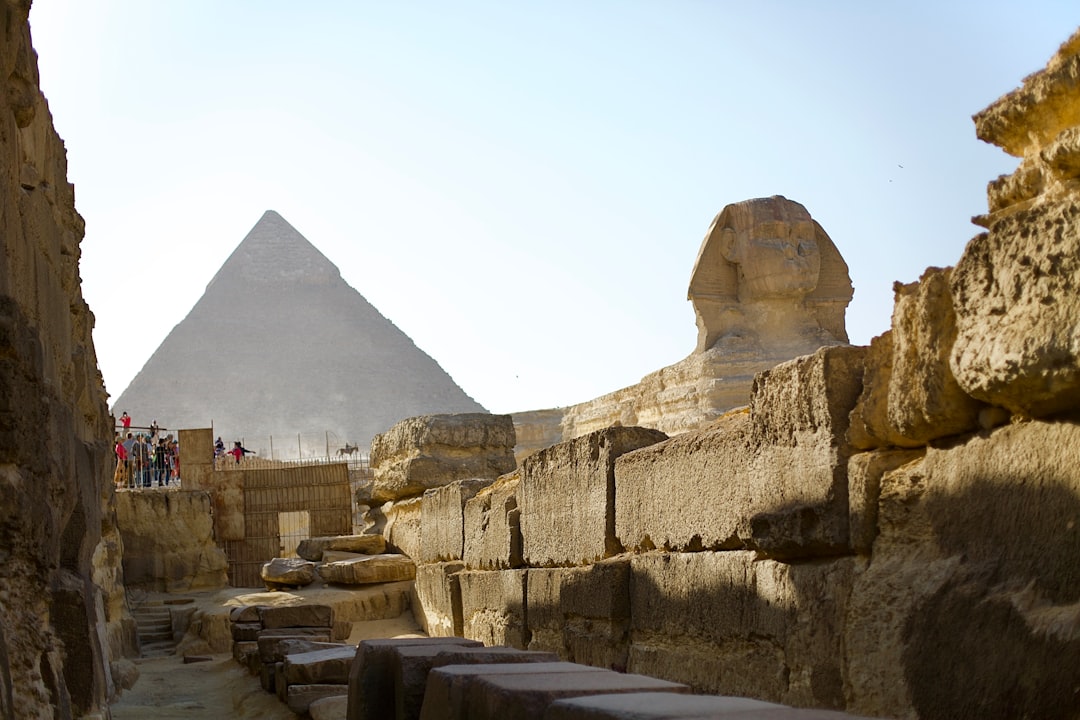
29;2;1078;415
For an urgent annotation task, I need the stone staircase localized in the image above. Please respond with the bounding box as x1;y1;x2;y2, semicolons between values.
132;603;176;658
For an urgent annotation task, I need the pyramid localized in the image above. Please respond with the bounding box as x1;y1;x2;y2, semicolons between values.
112;211;486;455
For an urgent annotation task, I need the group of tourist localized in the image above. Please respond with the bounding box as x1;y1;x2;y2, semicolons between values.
114;412;179;488
214;436;255;464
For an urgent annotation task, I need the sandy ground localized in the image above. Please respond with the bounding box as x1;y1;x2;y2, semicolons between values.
110;588;423;719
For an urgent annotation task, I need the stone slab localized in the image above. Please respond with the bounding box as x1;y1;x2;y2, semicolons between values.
395;643;519;720
385;497;423;559
310;694;348;720
260;557;318;588
544;692;875;719
283;645;357;686
347;637;482;720
467;670;687;720
319;553;416;585
298;533;387;561
258;630;333;664
231;622;262;642
520;427;668;566
420;662;606;720
287;684;349;715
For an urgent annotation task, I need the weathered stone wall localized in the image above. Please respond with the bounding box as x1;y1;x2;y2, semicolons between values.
115;491;229;592
406;28;1080;719
0;2;124;717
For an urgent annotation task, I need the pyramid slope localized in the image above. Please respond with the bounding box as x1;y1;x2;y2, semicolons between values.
113;211;485;453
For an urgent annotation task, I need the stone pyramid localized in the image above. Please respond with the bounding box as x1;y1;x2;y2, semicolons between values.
112;210;486;455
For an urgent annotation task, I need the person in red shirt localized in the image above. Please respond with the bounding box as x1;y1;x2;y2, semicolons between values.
114;435;128;488
229;441;254;464
120;411;131;433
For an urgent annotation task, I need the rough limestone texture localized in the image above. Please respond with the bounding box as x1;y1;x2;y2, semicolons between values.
845;419;1080;720
0;5;124;716
297;534;386;561
463;472;522;570
318;554;416;585
260;558;318;589
953;30;1080;418
520;427;668;567
115;491;229;592
616;346;864;559
413;562;466;637
384;496;423;559
629;551;854;710
513;196;854;457
850;268;984;449
420;478;493;563
847;449;924;556
458;570;529;650
369;413;517;504
283;645;356;685
527;560;631;672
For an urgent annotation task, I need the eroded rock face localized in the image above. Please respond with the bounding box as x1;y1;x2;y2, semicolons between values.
952;29;1080;417
369;414;516;504
0;3;121;716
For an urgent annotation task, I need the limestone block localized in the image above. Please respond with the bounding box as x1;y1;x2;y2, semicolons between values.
950;201;1080;417
260;557;317;589
852;268;983;449
370;413;517;503
520;427;668;567
458;569;529;649
297;534;387;561
421;478;493;563
628;551;854;709
277;639;350;657
322;579;414;623
466;670;687;720
463;472;522;570
231;622;262;642
431;646;559;669
319;554;416;585
310;695;348;720
232;640;258;666
287;684;348;715
419;662;606;720
258;604;333;629
283;645;356;685
414;562;465;637
845;420;1080;720
347;637;482;720
114;490;229;591
229;605;262;623
545;692;871;719
395;643;526;720
846;332;897;450
385;497;423;559
257;630;333;663
847;449;923;555
526;560;631;671
616;346;864;560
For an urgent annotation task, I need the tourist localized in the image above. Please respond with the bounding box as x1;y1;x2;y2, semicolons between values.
131;435;151;488
149;419;160;442
122;432;136;488
113;435;127;488
229;441;254;464
154;438;169;487
119;411;131;434
214;437;225;460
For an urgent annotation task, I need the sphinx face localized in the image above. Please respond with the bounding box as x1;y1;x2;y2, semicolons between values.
731;219;821;301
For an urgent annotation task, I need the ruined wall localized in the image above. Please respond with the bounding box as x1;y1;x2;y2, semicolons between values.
412;28;1080;719
0;2;123;717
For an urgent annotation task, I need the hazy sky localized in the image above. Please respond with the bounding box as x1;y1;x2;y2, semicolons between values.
29;2;1077;416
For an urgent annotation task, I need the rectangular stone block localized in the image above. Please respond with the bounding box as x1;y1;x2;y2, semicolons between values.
466;670;687;720
616;347;865;560
257;630;333;663
347;637;482;720
463;472;523;570
414;562;465;637
297;533;387;561
520;427;668;566
318;553;416;585
385;496;423;559
287;684;348;715
419;662;605;720
370;413;517;503
394;643;518;720
283;645;357;685
421;478;493;563
628;551;853;709
231;622;262;642
232;640;258;667
545;692;869;719
259;603;333;629
525;560;630;671
847;449;923;555
458;570;528;649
